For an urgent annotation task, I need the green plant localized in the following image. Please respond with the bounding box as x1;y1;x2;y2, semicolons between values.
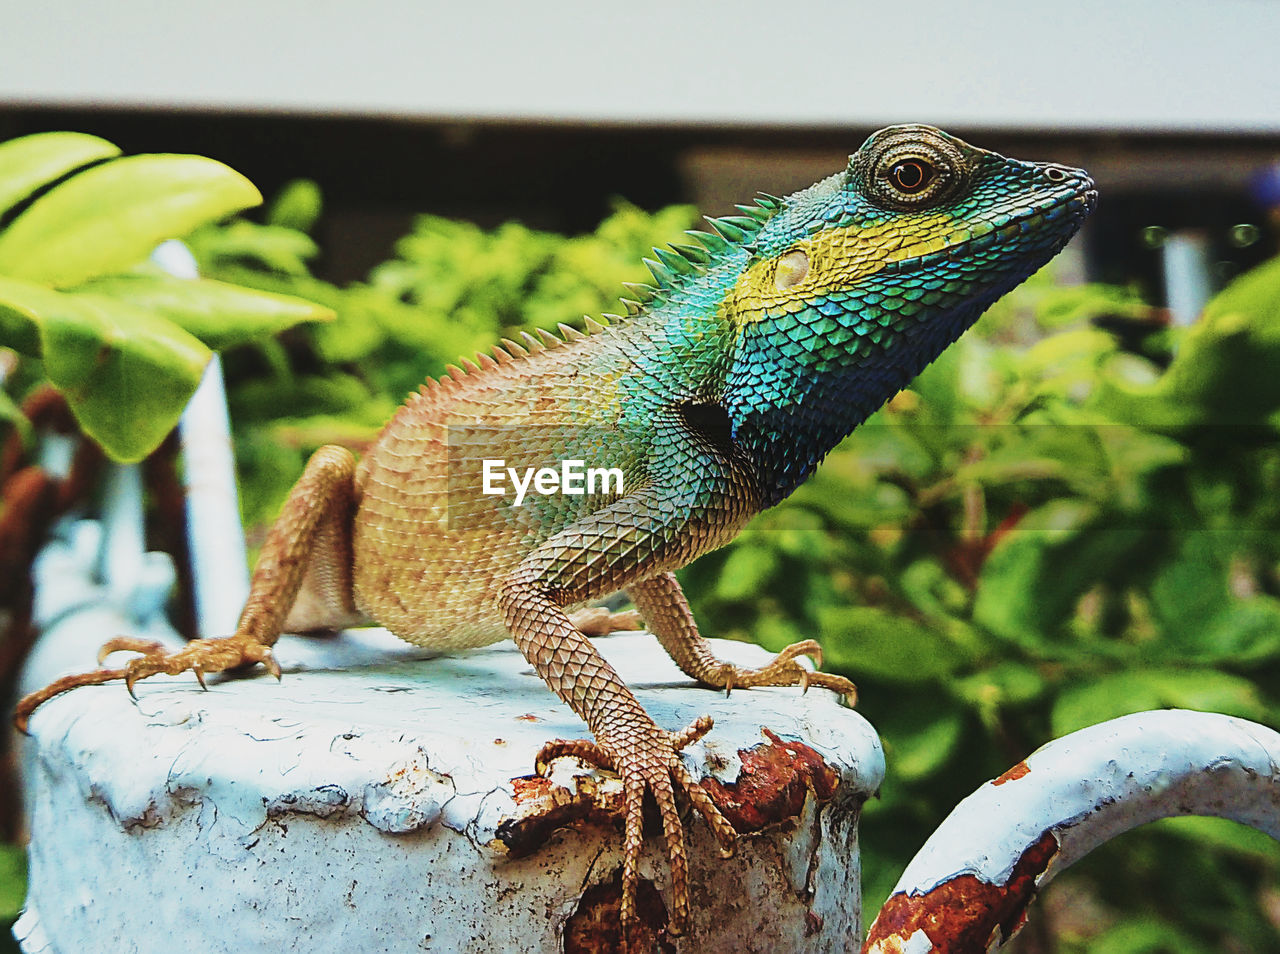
0;132;331;462
0;841;22;953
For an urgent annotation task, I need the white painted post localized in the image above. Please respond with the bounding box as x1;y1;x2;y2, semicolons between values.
16;631;882;954
157;239;252;637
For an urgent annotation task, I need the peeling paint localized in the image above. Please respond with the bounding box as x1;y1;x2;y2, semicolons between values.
565;876;674;954
497;727;844;859
495;768;622;858
805;911;824;937
863;832;1057;953
267;783;350;820
700;728;842;833
361;747;454;834
991;762;1029;786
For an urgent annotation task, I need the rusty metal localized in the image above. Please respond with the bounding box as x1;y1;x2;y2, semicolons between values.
499;728;846;855
863;710;1280;953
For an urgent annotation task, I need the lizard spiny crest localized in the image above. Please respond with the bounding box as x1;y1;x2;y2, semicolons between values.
628;195;785;308
439;198;787;385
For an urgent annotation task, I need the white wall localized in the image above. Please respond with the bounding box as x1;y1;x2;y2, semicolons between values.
1;0;1276;132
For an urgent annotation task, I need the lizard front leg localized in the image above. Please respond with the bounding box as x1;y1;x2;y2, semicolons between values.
15;445;360;731
630;572;856;702
496;495;741;943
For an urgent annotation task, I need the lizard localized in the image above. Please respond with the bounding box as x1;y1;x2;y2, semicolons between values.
16;124;1095;944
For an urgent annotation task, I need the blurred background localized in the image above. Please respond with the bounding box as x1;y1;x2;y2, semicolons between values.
3;1;1280;951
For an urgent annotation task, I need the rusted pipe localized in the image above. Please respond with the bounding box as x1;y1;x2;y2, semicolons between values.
863;709;1280;953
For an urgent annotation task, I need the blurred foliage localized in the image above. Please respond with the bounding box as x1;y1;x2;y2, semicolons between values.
0;842;20;916
0;144;331;942
72;180;1280;950
0;842;22;954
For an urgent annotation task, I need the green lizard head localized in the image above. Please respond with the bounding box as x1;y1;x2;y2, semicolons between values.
711;123;1096;503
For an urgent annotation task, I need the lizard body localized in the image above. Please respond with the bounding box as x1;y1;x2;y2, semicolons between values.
17;125;1095;943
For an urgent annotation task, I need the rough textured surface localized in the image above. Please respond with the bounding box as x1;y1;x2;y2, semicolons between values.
863;710;1280;953
18;631;883;953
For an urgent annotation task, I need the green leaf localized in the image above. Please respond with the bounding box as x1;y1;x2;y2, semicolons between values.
1201;253;1280;342
1051;668;1264;737
1191;598;1280;666
1098;256;1280;429
878;702;965;781
974;501;1148;650
0;276;210;461
0;290;41;356
818;605;968;684
1156;815;1280;862
0;154;261;287
1085;918;1206;954
188;220;320;276
0;131;121;221
0;386;30;450
900;559;970;619
713;544;780;602
952;661;1048;711
1148;533;1231;646
266;179;323;232
0;842;25;921
77;274;333;351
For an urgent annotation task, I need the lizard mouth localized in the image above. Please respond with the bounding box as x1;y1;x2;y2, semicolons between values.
976;186;1096;246
1075;188;1099;218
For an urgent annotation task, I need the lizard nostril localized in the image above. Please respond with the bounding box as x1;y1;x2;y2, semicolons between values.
774;249;810;290
1044;166;1068;183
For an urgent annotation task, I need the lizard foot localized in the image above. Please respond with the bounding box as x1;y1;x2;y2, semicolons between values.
14;633;280;733
706;639;857;703
536;714;738;947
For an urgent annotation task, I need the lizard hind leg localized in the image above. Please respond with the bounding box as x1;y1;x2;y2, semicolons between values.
14;445;360;733
628;573;858;703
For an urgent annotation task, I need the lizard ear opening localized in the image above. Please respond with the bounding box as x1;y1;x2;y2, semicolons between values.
677;400;735;457
773;249;810;291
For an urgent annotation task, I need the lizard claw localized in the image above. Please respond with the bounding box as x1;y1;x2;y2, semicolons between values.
263;649;283;681
668;714;714;751
700;639;857;705
124;668;141;701
534;737;614;775
541;715;738;944
14;633;281;732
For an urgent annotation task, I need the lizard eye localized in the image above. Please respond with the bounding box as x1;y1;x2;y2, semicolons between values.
888;159;934;194
875;152;952;208
853;126;970;211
